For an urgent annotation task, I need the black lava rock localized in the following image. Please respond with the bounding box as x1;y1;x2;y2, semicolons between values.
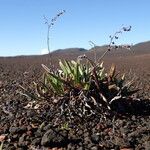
41;128;68;147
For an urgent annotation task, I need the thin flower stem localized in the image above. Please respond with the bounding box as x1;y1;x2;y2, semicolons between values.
89;41;97;63
43;10;66;61
47;26;50;54
98;49;109;62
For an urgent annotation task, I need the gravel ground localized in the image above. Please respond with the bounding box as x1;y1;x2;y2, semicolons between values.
0;54;150;150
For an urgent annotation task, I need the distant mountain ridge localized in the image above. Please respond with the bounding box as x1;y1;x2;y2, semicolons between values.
0;41;150;58
52;48;87;54
50;41;150;58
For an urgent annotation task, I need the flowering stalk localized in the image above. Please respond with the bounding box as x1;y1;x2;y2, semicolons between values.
89;40;97;63
98;25;132;62
43;10;66;55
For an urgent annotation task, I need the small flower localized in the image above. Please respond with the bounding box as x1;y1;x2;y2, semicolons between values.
123;26;132;32
108;47;111;51
115;45;118;49
78;54;87;60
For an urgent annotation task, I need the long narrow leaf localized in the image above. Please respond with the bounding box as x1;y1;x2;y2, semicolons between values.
42;64;73;88
0;141;4;150
64;60;74;75
109;64;116;78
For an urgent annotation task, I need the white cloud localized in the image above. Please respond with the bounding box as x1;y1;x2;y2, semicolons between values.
40;48;49;55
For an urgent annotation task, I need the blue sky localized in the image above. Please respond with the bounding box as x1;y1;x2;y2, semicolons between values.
0;0;150;56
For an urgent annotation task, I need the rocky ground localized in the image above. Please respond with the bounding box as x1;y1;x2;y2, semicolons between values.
0;53;150;150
